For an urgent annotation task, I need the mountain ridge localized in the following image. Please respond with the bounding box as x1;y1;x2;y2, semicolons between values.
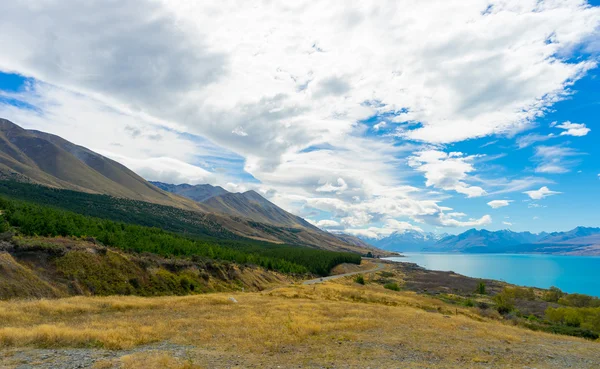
0;118;383;254
0;118;201;210
359;227;600;255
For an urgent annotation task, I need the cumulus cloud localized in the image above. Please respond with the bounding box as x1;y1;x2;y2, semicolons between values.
524;186;561;200
556;121;591;137
487;200;512;209
316;178;348;194
419;213;492;228
343;219;424;240
408;150;486;198
0;0;598;234
307;219;342;230
100;152;217;185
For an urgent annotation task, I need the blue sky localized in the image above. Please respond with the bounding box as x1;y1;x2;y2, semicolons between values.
0;0;599;238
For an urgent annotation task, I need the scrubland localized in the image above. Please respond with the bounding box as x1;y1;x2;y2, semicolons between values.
1;267;599;368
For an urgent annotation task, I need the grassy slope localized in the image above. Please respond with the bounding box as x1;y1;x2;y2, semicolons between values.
0;273;598;368
0;119;200;211
202;190;313;228
0;237;291;299
0;181;383;254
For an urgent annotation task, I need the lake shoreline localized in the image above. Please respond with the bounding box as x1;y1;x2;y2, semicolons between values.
384;252;600;297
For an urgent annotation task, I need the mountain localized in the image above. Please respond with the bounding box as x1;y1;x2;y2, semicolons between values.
153;182;385;254
150;181;228;202
538;227;600;244
332;233;380;250
0;118;384;254
432;229;544;253
152;180;317;229
359;230;448;252
203;190;319;229
423;227;600;255
0;118;199;210
523;227;600;255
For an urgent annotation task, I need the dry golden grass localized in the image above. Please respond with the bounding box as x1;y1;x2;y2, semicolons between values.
92;352;204;369
0;276;599;368
329;260;377;275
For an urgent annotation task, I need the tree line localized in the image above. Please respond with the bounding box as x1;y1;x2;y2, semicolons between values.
0;195;360;276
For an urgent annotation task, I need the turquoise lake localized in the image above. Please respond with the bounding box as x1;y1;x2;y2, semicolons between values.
387;253;600;297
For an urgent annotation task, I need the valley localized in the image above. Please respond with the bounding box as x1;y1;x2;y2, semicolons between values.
0;119;599;368
2;260;600;368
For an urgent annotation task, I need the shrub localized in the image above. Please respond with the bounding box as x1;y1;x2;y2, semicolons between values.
546;306;600;332
476;282;486;295
354;274;365;285
384;282;400;291
477;302;490;310
558;293;600;308
494;287;516;314
542;286;564;303
463;299;475;307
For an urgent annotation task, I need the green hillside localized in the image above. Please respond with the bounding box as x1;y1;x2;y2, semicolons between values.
0;192;361;276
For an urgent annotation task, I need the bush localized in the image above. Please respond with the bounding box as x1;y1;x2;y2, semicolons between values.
558;293;600;308
542;286;564;303
384;282;400;291
354;274;365;285
477;302;490;310
545;325;599;340
476;282;486;295
546;306;600;332
463;299;475;307
494;287;516;314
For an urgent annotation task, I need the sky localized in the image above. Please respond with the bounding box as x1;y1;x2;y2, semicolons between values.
0;0;599;238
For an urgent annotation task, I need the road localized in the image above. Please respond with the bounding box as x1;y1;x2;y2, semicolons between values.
303;262;386;285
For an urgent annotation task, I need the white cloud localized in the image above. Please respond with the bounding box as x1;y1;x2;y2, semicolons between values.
422;213;492;228
533;145;581;174
503;221;513;226
316;178;348;194
524;186;561;200
231;126;248;137
0;0;598;234
307;219;342;230
516;133;553;149
101;153;217;185
373;121;387;131
556;121;591;137
408;150;486;198
343;219;424;240
487;200;512;209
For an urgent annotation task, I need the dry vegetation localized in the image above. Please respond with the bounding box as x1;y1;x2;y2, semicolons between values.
329;260;377;275
1;266;599;368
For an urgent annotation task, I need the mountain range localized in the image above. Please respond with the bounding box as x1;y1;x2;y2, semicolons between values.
2;118;599;256
359;227;600;255
0;118;380;254
357;230;448;252
151;181;318;230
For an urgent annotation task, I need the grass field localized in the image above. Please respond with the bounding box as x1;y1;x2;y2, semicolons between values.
1;267;599;368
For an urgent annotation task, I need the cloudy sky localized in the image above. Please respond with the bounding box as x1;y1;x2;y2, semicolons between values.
1;0;599;238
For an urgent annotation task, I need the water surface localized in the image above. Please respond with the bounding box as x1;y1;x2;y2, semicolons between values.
387;253;600;297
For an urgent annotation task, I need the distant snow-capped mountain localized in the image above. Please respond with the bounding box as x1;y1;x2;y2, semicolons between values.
359;230;449;252
431;229;546;253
